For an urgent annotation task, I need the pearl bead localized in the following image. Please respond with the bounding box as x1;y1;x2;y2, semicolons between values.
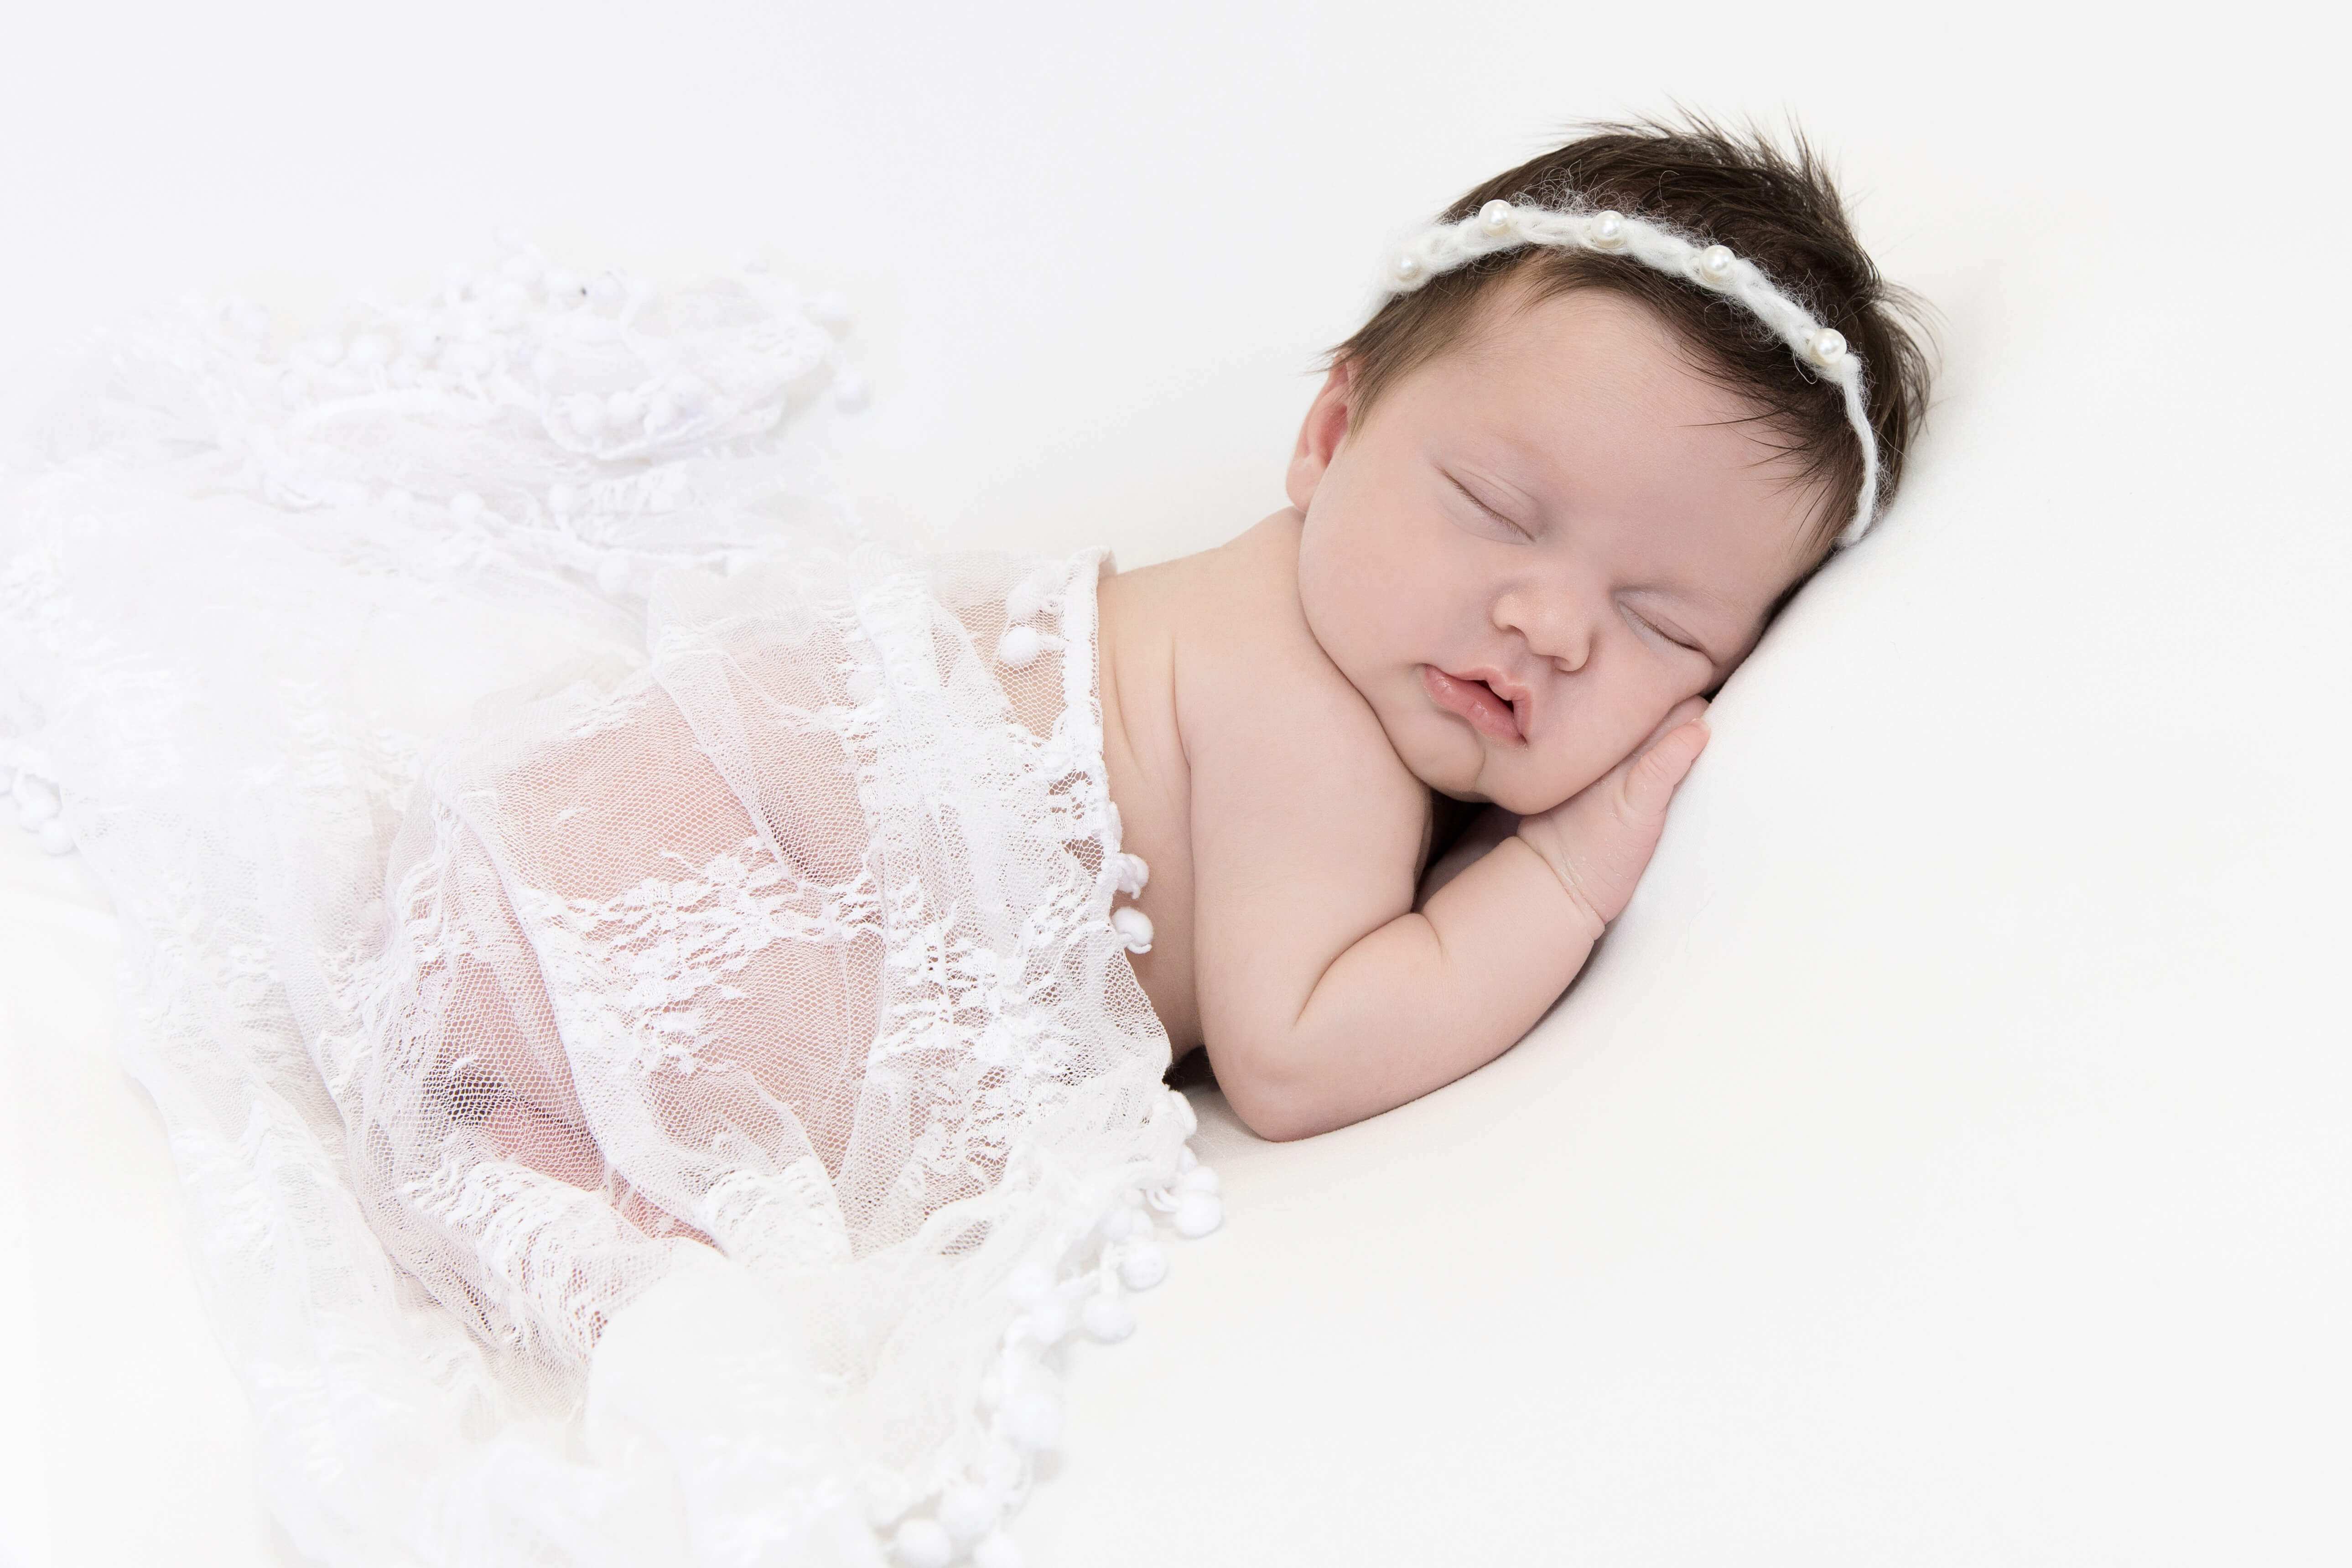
997;625;1043;670
1588;210;1629;251
1118;1243;1168;1291
973;1533;1024;1568
1392;252;1424;284
1808;327;1848;365
1110;904;1153;954
1697;244;1736;282
938;1484;997;1544
1081;1295;1137;1344
1478;199;1516;236
1172;1191;1223;1239
1005;1389;1063;1452
892;1518;953;1568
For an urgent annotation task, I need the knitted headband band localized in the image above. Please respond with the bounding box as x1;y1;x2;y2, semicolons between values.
1382;199;1882;548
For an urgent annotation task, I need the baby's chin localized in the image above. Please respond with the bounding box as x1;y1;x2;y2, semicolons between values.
1394;726;1577;816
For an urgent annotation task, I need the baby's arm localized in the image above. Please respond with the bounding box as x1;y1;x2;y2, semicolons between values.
1195;696;1708;1141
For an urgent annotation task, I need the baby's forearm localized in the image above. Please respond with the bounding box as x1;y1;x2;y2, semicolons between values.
1238;834;1600;1140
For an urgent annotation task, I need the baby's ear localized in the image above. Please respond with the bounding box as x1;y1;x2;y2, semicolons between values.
1285;360;1356;512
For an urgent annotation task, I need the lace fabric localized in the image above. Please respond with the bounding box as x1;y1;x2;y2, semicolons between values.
0;250;1206;1566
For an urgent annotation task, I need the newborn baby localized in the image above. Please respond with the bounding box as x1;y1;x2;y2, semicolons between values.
1101;122;1931;1138
0;110;1936;1560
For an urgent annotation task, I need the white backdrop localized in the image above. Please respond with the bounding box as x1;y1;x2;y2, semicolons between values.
2;2;2345;1565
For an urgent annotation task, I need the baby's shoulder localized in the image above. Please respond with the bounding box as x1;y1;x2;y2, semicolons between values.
1168;511;1430;857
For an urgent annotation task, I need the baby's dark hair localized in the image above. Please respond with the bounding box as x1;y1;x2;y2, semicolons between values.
1329;115;1935;563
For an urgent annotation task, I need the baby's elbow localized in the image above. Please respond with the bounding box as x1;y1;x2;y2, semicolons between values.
1211;1051;1333;1144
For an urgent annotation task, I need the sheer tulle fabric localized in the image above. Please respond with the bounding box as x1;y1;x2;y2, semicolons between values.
0;257;1198;1565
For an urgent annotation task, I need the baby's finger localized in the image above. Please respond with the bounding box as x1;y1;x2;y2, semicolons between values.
1634;695;1710;756
1620;717;1709;819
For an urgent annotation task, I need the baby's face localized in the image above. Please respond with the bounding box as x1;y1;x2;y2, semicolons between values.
1292;281;1827;815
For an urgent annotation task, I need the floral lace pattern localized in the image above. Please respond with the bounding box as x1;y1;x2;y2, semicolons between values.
0;247;1207;1567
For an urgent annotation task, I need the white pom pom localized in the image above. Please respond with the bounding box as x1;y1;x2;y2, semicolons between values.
1178;1164;1220;1196
938;1483;996;1544
1109;905;1153;954
1081;1295;1136;1344
345;334;389;369
595;555;630;597
1023;1297;1070;1345
587;275;625;312
1006;1262;1053;1307
13;773;61;825
36;819;73;856
1118;1244;1167;1292
972;1532;1024;1568
808;289;851;327
1114;852;1150;896
832;371;871;413
1004;1389;1062;1452
1172;1191;1223;1239
996;625;1043;670
892;1518;953;1568
564;394;606;436
1003;579;1045;625
544;267;581;302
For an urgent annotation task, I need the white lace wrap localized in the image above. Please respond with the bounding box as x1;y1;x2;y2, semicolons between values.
0;252;1204;1566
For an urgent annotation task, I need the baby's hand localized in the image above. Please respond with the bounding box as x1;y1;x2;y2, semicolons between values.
1514;696;1710;938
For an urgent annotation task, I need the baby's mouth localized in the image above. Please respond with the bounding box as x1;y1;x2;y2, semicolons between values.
1420;665;1524;743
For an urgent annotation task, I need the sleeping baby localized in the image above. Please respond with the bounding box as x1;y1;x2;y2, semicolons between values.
1101;119;1932;1138
0;111;1933;1562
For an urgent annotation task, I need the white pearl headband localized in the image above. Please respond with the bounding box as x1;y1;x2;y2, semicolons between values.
1383;199;1882;547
